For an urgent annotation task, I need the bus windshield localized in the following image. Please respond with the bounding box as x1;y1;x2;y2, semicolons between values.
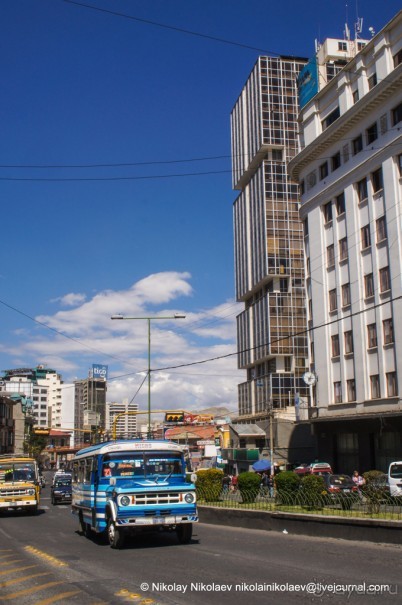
0;462;36;483
101;452;183;479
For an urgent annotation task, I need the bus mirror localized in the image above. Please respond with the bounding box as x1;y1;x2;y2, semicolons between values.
110;477;116;486
190;473;198;484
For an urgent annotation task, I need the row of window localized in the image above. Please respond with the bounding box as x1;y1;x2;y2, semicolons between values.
331;319;394;357
333;371;397;404
302;100;402;195
324;215;387;270
328;266;390;312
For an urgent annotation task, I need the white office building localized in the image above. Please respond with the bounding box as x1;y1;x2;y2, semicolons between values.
289;11;402;471
106;400;139;439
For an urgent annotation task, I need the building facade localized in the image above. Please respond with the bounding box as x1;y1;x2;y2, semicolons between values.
74;376;107;446
231;55;315;466
106;400;139;439
289;11;402;473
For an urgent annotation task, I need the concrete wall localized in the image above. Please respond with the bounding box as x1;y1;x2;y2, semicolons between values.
199;505;402;545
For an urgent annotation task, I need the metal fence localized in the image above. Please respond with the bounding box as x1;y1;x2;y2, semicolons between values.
196;485;402;520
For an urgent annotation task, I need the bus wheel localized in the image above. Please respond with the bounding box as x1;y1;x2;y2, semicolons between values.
176;523;192;544
107;518;125;549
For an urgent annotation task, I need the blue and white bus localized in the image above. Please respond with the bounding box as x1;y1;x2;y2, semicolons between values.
71;440;198;548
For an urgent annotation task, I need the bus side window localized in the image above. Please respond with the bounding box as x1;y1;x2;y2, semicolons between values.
84;459;92;483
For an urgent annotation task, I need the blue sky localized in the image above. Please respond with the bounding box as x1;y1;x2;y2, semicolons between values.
1;0;400;415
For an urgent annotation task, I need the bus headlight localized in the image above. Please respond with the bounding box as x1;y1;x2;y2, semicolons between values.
184;492;195;504
120;495;130;507
27;489;35;496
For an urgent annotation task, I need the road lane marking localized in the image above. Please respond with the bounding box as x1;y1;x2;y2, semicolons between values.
0;572;51;587
33;589;82;604
1;580;64;600
24;546;68;568
0;565;38;577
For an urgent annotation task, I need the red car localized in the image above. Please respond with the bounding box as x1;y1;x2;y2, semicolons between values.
294;462;333;476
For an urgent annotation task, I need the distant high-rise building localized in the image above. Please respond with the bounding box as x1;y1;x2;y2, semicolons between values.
0;366;64;429
74;375;107;445
106;400;139;439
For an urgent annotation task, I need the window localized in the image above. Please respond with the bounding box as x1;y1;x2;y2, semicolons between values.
323;202;332;223
338;41;347;51
370;375;380;399
368;73;377;89
339;238;348;261
361;225;371;250
386;372;398;397
394;49;402;67
352;89;359;103
371;168;383;193
327;244;335;268
383;319;394;345
391;102;402;126
322;107;340;130
303;218;309;237
366;122;378;144
357;178;368;202
319;162;329;180
342;144;350;163
352;135;363;155
357;42;366;51
367;323;377;349
347;379;356;402
334;381;342;403
336;193;345;215
379;266;390;293
329;289;337;312
300;180;305;195
331;334;340;357
344;330;353;354
364;273;374;298
398;154;402;177
331;152;341;171
376;216;387;242
342;283;351;307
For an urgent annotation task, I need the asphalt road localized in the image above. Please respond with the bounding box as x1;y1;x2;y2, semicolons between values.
0;473;401;605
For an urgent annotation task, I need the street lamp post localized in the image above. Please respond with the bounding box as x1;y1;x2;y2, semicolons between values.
111;313;186;438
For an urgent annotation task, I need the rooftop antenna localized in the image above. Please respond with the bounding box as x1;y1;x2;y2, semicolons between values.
344;23;351;41
354;0;363;39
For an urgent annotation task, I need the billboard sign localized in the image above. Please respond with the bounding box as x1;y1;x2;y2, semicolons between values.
92;364;108;380
297;57;319;109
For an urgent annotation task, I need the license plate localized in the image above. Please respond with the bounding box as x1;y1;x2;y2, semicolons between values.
153;517;164;524
344;489;350;493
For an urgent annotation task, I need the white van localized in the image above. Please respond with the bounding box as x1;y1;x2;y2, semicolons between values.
388;461;402;497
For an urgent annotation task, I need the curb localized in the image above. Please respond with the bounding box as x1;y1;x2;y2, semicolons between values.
198;505;402;545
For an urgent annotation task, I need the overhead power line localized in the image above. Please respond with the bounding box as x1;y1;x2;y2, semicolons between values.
0;169;231;182
62;0;281;56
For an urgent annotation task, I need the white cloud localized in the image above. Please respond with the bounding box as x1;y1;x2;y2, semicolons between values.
51;293;87;307
5;272;244;413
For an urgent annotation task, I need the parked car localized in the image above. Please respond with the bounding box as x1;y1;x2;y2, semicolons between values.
294;462;333;476
323;474;360;509
51;474;72;505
